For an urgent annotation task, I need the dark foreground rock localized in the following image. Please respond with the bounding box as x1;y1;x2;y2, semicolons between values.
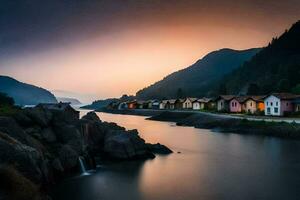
0;107;172;199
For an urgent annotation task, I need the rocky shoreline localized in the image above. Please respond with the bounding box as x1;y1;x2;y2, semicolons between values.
99;109;300;139
0;106;172;199
149;111;300;139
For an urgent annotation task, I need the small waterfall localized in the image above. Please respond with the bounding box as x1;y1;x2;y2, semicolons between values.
78;157;88;175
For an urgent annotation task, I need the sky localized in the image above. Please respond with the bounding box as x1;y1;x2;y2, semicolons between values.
0;0;300;103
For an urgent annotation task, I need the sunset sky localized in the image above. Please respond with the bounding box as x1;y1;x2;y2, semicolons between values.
1;0;300;102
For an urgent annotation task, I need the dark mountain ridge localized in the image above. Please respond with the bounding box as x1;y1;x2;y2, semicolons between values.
222;20;300;95
136;48;261;100
0;75;57;105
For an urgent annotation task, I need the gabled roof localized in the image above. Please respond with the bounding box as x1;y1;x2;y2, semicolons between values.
168;99;177;104
232;96;251;103
217;95;236;101
196;97;213;103
184;97;198;102
265;93;300;100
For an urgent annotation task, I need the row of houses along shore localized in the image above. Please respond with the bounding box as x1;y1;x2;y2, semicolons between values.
107;93;300;117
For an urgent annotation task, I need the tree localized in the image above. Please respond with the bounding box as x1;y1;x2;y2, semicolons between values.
176;88;184;98
0;93;14;105
247;83;260;95
277;79;290;92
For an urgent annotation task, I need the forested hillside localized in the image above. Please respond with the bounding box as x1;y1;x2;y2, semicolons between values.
221;21;300;95
136;48;260;100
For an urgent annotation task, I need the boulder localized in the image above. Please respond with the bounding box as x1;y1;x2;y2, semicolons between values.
81;111;101;122
41;128;56;143
59;145;79;170
24;107;52;127
147;143;173;154
0;131;44;183
103;130;155;160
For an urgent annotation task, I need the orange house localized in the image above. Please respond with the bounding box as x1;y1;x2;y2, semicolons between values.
127;101;137;109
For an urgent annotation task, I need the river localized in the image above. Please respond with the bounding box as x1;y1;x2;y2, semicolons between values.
52;111;300;200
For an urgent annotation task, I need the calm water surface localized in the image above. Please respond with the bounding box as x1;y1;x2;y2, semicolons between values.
53;111;300;200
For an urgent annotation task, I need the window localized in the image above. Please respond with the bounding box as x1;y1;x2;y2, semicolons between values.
232;102;234;107
286;103;289;106
267;107;271;114
250;102;253;107
274;107;278;113
267;102;269;106
271;102;273;106
276;102;278;106
235;102;237;107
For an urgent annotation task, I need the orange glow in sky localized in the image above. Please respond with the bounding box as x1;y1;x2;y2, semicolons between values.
1;0;300;102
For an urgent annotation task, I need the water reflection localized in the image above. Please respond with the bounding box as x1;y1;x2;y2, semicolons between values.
53;111;300;200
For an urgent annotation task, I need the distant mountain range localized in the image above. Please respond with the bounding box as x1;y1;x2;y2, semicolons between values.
56;97;82;105
136;48;261;100
0;76;57;105
220;20;300;95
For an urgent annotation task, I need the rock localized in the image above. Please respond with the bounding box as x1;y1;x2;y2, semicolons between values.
24;107;52;127
0;117;45;152
52;158;64;172
147;143;173;154
25;126;42;140
103;130;155;160
81;111;101;122
0;131;44;183
59;145;79;170
13;111;34;127
41;128;56;143
54;124;84;154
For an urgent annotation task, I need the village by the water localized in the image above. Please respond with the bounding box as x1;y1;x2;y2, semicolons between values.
108;93;300;117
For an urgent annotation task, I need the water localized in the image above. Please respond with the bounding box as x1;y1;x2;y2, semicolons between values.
78;157;90;176
53;112;300;200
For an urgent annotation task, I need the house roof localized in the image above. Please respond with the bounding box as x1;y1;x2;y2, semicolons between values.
196;97;213;103
184;97;198;102
249;95;266;102
168;99;177;104
217;95;236;101
232;96;251;103
37;102;70;110
265;93;300;100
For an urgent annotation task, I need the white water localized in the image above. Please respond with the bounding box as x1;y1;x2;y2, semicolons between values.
78;157;89;176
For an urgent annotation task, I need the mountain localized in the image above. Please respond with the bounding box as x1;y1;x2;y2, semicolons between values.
136;48;261;100
56;97;82;105
221;20;300;95
81;94;135;110
0;76;57;105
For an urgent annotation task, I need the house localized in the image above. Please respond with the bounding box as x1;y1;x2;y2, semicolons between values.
192;98;215;110
182;98;198;109
165;99;176;110
243;96;265;114
216;95;235;112
174;99;184;109
148;100;160;109
127;101;138;109
294;97;300;112
137;101;148;109
159;100;168;109
264;93;299;116
229;96;249;113
118;102;128;110
37;102;80;120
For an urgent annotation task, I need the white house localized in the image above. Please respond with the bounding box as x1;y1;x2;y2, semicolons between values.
159;100;168;109
183;98;197;109
264;93;297;116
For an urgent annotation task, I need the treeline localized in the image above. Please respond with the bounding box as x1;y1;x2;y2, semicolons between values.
219;21;300;95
